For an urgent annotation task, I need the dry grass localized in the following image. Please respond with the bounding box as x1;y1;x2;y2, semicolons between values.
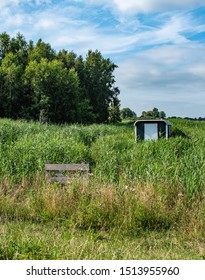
0;175;204;226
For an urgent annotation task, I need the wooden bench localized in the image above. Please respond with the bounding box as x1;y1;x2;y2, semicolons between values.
45;163;89;184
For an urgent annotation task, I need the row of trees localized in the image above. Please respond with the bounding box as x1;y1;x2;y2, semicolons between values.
120;107;137;119
120;107;166;120
141;107;166;119
0;32;121;123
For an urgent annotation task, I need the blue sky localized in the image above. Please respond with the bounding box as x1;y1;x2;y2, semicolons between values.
1;0;205;117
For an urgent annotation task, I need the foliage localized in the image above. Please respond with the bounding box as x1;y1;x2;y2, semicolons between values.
120;107;137;119
141;107;166;119
108;96;121;123
0;32;120;123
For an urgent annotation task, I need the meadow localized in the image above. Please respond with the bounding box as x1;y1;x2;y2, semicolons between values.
0;118;205;259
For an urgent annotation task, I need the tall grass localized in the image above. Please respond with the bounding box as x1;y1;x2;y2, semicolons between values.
0;175;201;233
0;118;204;194
91;124;205;196
0;118;205;259
0;119;126;182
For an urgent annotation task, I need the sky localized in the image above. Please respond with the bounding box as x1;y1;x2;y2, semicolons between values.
1;0;205;118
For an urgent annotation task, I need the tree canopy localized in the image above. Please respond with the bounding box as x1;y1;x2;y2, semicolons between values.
0;32;120;124
120;107;137;119
141;108;166;119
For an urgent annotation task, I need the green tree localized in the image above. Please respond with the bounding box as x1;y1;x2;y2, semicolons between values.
146;111;153;117
141;107;166;119
0;32;121;124
0;33;28;119
57;50;77;70
24;58;84;123
120;107;137;119
108;94;121;123
159;111;166;119
0;32;11;62
141;111;147;118
28;38;55;62
0;52;24;118
84;50;120;123
152;107;159;118
9;33;28;67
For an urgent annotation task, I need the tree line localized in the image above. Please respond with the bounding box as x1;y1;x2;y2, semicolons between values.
0;32;121;124
141;107;166;119
120;107;166;120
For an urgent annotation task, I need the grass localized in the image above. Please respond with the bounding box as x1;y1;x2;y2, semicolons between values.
0;117;205;259
0;175;205;259
1;220;205;260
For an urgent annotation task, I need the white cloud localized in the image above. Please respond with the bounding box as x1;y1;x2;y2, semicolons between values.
112;0;205;14
153;15;190;44
115;43;205;117
1;1;204;56
0;0;20;7
187;64;205;77
35;18;56;30
35;0;51;4
0;0;204;117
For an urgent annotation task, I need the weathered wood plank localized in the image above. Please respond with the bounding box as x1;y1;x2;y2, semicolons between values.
45;163;89;171
45;163;90;184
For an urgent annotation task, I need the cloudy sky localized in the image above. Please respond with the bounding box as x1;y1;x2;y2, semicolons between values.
1;0;205;117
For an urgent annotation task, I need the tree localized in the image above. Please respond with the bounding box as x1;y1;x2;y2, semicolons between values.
10;33;28;67
24;59;80;122
24;58;93;123
83;50;120;123
152;107;159;118
28;38;55;62
141;111;146;118
108;92;121;123
0;32;121;124
141;107;166;119
159;111;166;119
0;52;24;118
0;32;11;62
57;50;77;70
120;107;137;119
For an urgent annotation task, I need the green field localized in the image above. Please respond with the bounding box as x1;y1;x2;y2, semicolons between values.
0;118;205;259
